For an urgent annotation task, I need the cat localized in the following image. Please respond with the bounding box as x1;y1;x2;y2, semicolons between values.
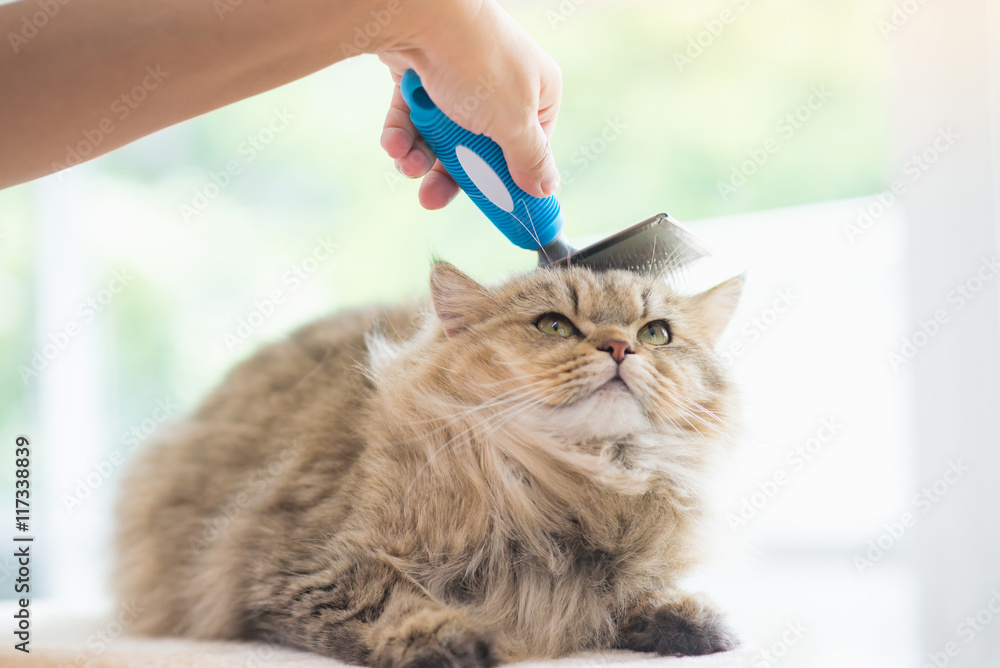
115;261;743;667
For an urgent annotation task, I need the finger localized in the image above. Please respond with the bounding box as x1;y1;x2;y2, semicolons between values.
395;136;434;178
381;83;417;161
537;62;562;143
418;161;460;210
497;119;560;199
378;54;406;82
513;59;562;194
539;103;559;142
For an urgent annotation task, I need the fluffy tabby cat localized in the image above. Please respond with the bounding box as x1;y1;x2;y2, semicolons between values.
116;262;743;666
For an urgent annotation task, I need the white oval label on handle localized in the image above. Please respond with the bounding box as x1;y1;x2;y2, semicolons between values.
455;145;514;213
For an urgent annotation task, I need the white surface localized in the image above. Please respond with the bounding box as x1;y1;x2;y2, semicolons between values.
0;605;755;667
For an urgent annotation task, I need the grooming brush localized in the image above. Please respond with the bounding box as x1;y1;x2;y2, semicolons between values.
399;70;717;287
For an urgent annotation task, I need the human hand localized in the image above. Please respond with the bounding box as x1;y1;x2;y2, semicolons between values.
374;0;562;209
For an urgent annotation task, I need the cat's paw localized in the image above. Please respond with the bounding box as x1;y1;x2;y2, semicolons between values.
619;593;738;656
373;608;497;668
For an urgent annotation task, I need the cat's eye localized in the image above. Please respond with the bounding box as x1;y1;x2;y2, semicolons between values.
536;313;577;338
638;320;671;345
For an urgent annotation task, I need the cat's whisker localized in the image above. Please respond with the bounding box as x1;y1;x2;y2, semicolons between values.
398;388;559;506
476;369;559;387
663;395;729;438
657;386;717;427
665;404;700;433
627;368;717;436
488;356;565;369
398;378;557;428
674;394;725;424
384;380;562;456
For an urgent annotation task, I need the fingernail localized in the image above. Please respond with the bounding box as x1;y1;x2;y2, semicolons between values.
408;150;430;173
541;168;561;197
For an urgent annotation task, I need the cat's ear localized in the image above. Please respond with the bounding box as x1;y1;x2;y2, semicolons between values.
429;263;491;338
689;276;743;347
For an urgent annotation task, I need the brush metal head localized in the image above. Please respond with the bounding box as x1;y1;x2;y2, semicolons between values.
537;213;718;291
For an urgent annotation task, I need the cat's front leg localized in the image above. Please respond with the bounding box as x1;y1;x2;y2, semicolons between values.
370;605;496;668
248;552;496;668
617;590;738;657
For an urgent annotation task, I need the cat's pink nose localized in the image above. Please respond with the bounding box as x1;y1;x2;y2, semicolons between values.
600;339;633;363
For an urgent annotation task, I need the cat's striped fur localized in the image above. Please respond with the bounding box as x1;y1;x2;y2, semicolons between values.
116;263;742;666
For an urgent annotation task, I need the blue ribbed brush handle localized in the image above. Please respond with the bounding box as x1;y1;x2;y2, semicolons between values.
399;69;564;250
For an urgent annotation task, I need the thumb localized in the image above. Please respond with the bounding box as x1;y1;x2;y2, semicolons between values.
497;120;561;199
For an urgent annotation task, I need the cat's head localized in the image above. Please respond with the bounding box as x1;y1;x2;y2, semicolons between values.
417;262;742;444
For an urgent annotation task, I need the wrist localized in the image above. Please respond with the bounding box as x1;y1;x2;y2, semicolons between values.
365;0;488;60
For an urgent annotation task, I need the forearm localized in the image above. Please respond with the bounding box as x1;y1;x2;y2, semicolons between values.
0;0;398;188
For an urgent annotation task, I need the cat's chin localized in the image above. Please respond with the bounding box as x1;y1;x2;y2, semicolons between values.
534;382;652;442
